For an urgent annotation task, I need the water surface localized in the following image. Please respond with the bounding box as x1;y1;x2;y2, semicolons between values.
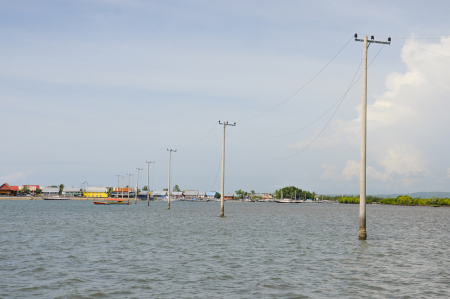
1;201;449;298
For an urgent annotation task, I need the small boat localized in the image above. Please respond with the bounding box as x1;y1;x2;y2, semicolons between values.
93;198;129;205
42;195;71;200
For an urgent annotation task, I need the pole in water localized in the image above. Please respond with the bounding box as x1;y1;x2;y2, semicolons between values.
146;161;155;206
354;33;391;240
135;167;143;204
127;173;132;205
218;120;236;217
167;149;177;210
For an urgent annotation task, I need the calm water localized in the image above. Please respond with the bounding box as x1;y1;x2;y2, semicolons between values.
1;200;449;298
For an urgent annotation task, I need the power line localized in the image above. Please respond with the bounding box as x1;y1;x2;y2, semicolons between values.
240;36;354;122
271;45;385;160
408;68;450;94
404;42;450;58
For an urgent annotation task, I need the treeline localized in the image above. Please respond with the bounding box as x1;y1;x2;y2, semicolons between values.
338;195;450;206
338;197;372;204
379;195;450;206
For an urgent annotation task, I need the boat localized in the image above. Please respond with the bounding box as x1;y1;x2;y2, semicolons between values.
42;195;71;200
93;198;129;205
275;190;303;203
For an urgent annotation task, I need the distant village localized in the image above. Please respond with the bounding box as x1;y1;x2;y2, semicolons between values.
0;182;276;201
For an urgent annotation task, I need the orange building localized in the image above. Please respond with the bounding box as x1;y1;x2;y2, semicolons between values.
0;183;19;196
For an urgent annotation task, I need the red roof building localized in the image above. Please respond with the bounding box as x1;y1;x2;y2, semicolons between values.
0;183;19;196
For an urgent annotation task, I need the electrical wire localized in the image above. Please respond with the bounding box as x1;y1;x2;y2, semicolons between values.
208;156;222;191
408;68;450;94
271;45;385;160
240;36;354;122
404;42;450;58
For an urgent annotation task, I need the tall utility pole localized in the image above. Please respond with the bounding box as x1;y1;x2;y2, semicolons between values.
146;161;155;206
121;176;126;199
116;175;120;198
135;168;143;204
355;34;390;240
127;173;133;204
167;149;177;210
218;120;236;217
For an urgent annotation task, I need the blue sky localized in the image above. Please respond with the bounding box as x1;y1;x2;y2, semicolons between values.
1;0;450;194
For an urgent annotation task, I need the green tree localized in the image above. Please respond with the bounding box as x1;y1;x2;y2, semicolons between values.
163;188;168;191
215;192;221;198
173;185;181;192
108;187;113;197
274;186;303;199
59;184;65;195
35;187;42;195
142;186;148;191
20;186;30;195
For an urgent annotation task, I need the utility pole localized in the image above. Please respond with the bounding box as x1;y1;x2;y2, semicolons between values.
135;168;143;204
116;175;120;198
121;176;126;199
355;34;390;240
167;149;177;210
127;173;132;204
146;161;155;206
218;121;236;217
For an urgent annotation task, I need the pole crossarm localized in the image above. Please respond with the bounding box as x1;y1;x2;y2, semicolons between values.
355;34;391;45
219;120;236;127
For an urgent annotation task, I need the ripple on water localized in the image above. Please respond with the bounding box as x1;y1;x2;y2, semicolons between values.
0;201;449;298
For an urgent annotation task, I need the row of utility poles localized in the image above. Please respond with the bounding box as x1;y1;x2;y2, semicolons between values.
112;120;236;218
107;34;387;240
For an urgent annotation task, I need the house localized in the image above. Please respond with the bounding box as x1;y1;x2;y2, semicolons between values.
172;191;183;199
137;191;152;200
62;187;82;197
206;192;217;200
112;188;133;197
198;191;206;200
19;185;40;195
184;190;199;200
224;193;234;200
83;187;108;198
42;187;59;196
152;191;167;198
0;183;19;196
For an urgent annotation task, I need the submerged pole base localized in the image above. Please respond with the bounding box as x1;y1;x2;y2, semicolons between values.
359;228;367;240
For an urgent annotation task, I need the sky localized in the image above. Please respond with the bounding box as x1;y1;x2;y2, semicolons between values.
1;0;450;195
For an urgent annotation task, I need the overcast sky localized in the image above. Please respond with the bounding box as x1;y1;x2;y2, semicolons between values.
1;0;450;195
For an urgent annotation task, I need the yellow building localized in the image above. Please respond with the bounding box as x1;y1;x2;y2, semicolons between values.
83;187;109;198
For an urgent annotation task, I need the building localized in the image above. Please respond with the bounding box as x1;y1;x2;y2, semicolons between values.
224;193;235;200
42;187;59;196
205;192;217;200
172;191;183;199
62;187;82;197
83;187;109;198
19;185;40;195
184;190;198;200
112;188;134;197
0;183;19;196
152;191;167;198
137;191;152;200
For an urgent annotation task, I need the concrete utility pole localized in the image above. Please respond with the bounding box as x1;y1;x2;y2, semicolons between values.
355;34;390;240
135;168;143;204
121;176;126;199
167;149;177;210
218;120;236;217
146;161;155;206
116;175;120;198
127;173;132;204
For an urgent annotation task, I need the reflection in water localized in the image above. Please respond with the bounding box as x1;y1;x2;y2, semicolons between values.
0;201;449;298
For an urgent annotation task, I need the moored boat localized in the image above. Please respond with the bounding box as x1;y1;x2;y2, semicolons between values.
42;195;71;200
93;198;129;205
